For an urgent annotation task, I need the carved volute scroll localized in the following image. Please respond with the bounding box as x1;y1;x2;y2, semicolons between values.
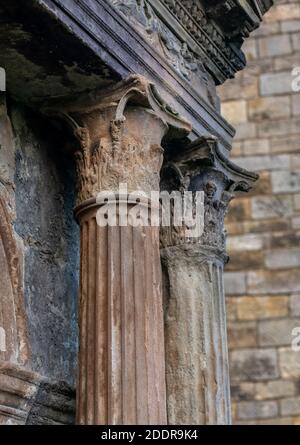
160;135;257;253
0;195;29;366
45;75;191;206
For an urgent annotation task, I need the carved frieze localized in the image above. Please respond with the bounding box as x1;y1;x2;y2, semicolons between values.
109;0;273;86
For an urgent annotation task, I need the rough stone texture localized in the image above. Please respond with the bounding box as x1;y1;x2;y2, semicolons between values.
230;349;279;382
219;0;300;425
12;105;79;386
237;400;278;420
0;361;75;425
162;247;231;425
0;94;78;424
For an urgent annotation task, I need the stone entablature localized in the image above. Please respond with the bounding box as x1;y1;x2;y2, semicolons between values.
109;0;274;85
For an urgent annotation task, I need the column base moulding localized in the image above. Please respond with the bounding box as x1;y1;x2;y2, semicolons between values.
0;361;75;425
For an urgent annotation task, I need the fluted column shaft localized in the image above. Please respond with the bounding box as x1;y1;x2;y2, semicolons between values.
76;202;166;424
161;245;230;425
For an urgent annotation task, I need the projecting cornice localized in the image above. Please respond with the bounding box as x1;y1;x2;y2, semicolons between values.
0;0;272;149
110;0;273;84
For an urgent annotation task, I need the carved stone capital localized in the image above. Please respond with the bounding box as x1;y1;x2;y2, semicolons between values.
44;75;191;205
160;136;258;254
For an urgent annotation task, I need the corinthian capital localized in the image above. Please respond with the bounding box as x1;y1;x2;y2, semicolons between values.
44;75;191;204
160;136;258;254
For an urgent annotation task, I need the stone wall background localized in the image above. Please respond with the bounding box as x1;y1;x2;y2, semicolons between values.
219;0;300;425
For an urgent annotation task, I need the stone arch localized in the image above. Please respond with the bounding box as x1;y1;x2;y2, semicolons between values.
0;195;29;365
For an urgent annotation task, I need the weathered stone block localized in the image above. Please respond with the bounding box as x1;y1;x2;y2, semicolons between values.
230;349;279;382
222;100;247;124
294;194;300;211
226;251;265;272
227;321;257;349
271;135;300;154
255;380;295;400
227;234;266;251
281;19;300;32
243;139;270;155
231;382;255;402
291;155;300;169
234;155;290;172
291;32;300;51
279;347;300;378
281;397;300;417
292;217;300;229
225;221;244;236
259;118;300;138
242;39;258;61
274;54;300;71
260;72;294;96
237;400;278;420
246;171;272;197
219;73;258;101
231;141;243;157
265;248;300;269
272;170;300;194
237;296;289;321
226;297;238;321
227;198;251;223
290;294;300;316
252;22;280;37
258;318;300;346
270;232;300;249
244;219;289;234
235;122;257;141
252;195;293;219
294;417;300;425
292;95;300;116
247;270;300;295
258;35;292;58
266;5;300;23
248;96;290;121
224;272;247;296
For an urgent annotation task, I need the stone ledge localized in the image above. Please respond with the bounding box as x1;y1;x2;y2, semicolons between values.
0;361;75;425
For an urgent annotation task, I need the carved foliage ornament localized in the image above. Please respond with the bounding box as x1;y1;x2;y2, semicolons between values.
160;136;256;253
44;76;192;204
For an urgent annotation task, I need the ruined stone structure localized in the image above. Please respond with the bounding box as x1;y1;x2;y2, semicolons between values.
0;1;273;425
219;0;300;425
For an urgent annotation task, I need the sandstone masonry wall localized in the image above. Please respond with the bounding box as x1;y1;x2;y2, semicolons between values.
219;0;300;425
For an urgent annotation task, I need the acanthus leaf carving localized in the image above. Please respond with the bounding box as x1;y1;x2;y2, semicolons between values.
160;135;258;255
43;75;192;205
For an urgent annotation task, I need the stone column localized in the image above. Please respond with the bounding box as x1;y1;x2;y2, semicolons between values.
160;136;257;425
47;76;191;425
